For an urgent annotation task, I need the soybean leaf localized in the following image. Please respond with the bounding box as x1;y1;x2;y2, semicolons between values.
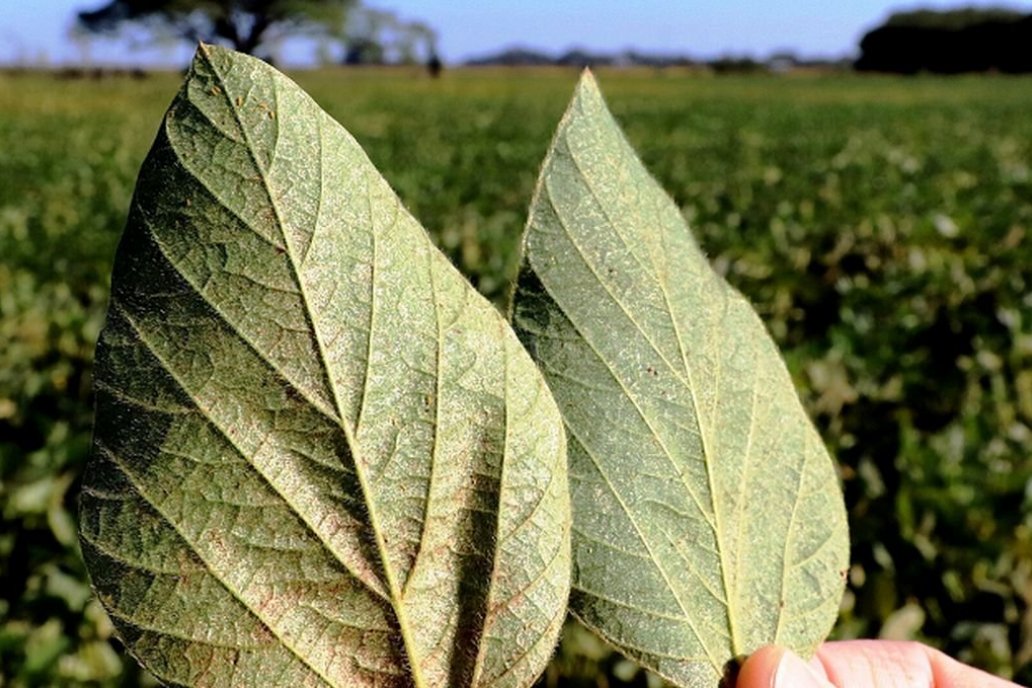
511;73;849;687
79;45;571;688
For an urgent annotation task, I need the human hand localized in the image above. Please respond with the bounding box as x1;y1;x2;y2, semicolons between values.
736;641;1021;687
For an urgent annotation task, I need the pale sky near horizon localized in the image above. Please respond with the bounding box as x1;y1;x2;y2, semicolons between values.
2;0;1030;67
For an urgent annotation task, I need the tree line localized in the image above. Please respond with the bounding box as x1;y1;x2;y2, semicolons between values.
76;0;438;66
74;2;1032;74
856;7;1032;74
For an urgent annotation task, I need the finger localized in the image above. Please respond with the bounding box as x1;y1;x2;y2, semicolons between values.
814;641;1019;688
737;645;834;688
738;642;1021;688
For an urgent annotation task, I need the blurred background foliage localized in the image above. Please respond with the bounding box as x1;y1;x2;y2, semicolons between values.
0;67;1030;686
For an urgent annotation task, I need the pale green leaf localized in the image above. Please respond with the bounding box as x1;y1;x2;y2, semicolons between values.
79;45;570;688
511;73;849;687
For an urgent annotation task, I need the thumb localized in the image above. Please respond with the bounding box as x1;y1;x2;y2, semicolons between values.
738;646;833;688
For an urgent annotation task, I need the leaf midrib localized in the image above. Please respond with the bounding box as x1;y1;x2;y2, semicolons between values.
529;112;754;669
526;181;727;668
560;107;747;656
135;209;388;601
556;120;744;657
553;141;739;610
536;180;719;535
197;45;429;688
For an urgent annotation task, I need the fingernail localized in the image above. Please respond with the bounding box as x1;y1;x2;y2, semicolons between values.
772;649;826;688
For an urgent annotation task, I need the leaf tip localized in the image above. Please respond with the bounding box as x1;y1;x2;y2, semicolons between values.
191;41;219;75
194;40;220;63
567;68;611;126
574;67;602;101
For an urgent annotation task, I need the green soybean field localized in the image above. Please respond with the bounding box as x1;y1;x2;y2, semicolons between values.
1;67;1030;686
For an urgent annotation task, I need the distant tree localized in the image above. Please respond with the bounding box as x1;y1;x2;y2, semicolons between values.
465;47;554;67
78;0;358;57
426;52;442;78
338;9;437;67
342;36;383;65
883;7;1025;29
856;7;1032;73
404;21;438;66
556;49;615;68
710;56;766;74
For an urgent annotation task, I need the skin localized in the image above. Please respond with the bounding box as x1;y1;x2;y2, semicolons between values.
736;642;1021;688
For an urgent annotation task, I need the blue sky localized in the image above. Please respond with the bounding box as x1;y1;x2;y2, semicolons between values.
2;0;1030;66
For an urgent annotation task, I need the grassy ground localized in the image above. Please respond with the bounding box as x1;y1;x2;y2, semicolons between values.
1;66;1031;686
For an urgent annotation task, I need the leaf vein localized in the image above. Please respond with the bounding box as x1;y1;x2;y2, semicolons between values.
112;299;389;605
94;440;336;687
563;428;723;673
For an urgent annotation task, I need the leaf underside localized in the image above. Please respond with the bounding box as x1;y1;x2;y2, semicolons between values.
511;73;849;687
80;45;570;688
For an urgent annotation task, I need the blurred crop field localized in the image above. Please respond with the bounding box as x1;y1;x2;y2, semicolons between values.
1;66;1031;686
